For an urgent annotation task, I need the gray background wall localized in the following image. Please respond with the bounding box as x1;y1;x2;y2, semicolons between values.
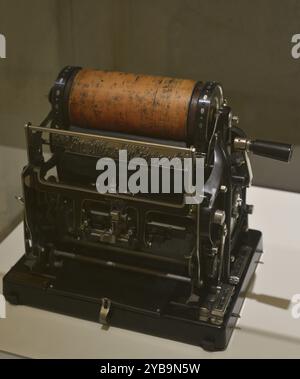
0;0;299;191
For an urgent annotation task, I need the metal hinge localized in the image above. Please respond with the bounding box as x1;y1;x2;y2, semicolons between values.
99;297;111;325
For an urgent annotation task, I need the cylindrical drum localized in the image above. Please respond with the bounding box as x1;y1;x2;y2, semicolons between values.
50;66;223;144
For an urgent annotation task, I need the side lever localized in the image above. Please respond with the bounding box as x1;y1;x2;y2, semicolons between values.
234;138;293;162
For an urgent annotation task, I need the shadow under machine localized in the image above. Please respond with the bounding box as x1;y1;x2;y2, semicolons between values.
3;67;292;350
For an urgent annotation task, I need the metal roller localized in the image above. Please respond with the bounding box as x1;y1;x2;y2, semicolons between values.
50;66;224;145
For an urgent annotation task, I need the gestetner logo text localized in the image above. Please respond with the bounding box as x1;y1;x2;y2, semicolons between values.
291;34;300;59
0;33;6;58
0;294;6;318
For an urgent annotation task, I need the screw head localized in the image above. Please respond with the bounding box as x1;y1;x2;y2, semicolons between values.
232;115;239;125
213;209;226;225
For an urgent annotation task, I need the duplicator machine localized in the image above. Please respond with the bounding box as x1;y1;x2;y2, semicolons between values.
3;67;293;350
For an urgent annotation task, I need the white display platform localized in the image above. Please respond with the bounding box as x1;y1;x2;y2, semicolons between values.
0;186;299;358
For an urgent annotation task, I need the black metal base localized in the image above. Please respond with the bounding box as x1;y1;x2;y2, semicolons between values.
3;229;262;351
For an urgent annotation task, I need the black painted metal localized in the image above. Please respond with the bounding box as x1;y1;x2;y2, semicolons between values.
3;230;262;351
